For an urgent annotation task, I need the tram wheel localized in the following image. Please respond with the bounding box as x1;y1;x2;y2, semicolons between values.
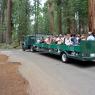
61;53;68;63
31;46;35;52
21;43;26;51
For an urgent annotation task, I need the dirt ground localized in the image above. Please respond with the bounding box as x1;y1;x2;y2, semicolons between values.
0;54;29;95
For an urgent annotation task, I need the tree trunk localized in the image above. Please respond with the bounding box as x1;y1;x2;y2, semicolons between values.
88;0;95;33
48;1;54;34
67;17;71;33
57;8;62;34
6;0;12;44
34;0;39;33
70;20;76;34
93;0;95;33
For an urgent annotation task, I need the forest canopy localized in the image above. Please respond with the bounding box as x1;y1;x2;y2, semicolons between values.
0;0;94;44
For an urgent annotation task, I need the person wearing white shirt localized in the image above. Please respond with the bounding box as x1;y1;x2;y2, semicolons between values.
64;34;72;45
87;32;95;40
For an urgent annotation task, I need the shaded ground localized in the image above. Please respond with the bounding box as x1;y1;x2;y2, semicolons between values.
0;54;28;95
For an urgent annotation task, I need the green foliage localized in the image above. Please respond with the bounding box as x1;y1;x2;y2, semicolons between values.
60;0;88;33
0;0;7;32
12;0;31;42
0;41;20;49
0;0;90;44
31;0;50;34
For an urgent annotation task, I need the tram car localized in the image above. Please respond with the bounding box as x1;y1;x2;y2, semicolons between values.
33;41;95;62
22;35;95;63
21;35;36;51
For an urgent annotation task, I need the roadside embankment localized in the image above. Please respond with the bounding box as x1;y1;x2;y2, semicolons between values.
0;54;29;95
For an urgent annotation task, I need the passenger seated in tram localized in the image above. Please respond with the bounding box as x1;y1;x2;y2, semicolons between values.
80;34;87;40
55;35;61;44
76;34;81;44
44;36;52;44
36;38;41;43
71;34;77;45
39;33;93;46
87;32;95;40
71;34;80;45
53;34;64;44
40;37;45;43
52;36;57;43
64;34;72;45
40;32;95;46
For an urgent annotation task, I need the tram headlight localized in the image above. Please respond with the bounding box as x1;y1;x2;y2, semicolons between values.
90;54;95;57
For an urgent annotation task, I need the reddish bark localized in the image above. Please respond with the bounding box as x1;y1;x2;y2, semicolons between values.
48;1;54;33
6;0;12;44
88;0;95;33
58;9;62;34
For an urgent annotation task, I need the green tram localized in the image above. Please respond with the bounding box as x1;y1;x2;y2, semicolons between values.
21;35;36;51
22;35;95;63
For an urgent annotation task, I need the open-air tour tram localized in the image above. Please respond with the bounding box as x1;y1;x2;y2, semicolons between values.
33;41;95;62
22;34;95;63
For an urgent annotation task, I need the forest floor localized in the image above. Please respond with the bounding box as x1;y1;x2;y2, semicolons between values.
0;54;29;95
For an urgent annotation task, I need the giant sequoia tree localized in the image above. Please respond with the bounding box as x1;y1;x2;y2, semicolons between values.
47;0;55;33
52;0;63;34
43;0;88;34
88;0;95;33
0;0;31;43
6;0;12;44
